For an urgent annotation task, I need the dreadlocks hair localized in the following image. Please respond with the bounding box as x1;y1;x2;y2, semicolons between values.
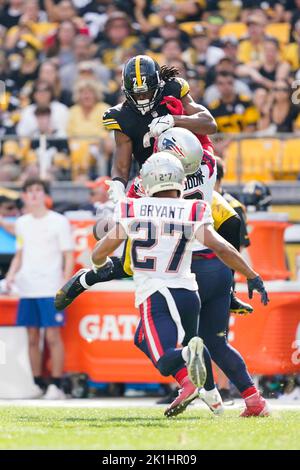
160;65;180;81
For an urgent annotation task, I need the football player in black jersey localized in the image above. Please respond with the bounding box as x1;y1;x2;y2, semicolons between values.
102;54;217;202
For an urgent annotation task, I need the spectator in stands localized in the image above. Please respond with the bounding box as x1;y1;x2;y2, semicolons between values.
0;0;23;29
134;0;175;34
208;71;259;133
204;57;252;105
45;0;83;25
207;14;225;47
182;24;224;70
288;0;300;41
4;0;54;50
241;38;290;90
0;162;21;182
59;35;110;93
253;86;274;132
0;189;21;236
145;15;190;55
17;81;69;137
265;79;300;132
30;106;71;181
67;79;109;139
97;12;141;70
220;35;240;63
284;19;300;71
46;20;78;67
38;60;73;107
7;36;42;92
67;79;113;179
238;13;268;64
160;39;184;64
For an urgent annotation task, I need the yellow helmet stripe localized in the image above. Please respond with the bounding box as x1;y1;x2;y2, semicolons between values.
135;55;142;87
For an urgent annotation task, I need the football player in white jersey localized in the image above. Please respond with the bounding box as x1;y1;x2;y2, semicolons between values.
56;129;270;417
88;152;269;417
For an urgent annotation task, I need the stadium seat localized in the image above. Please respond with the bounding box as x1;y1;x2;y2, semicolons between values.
276;139;300;180
224;138;282;182
219;22;247;40
69;139;93;179
240;138;282;182
266;23;290;44
223;141;238;182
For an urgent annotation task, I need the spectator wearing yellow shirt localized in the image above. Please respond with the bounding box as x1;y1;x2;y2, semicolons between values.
238;13;269;64
67;79;109;139
284;19;300;71
67;79;113;179
208;71;259;133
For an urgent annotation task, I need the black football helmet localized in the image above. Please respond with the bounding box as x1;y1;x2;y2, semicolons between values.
242;181;272;211
122;55;165;115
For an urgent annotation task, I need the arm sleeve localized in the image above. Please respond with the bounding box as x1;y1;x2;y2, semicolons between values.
217;214;241;251
233;206;250;248
102;108;122;132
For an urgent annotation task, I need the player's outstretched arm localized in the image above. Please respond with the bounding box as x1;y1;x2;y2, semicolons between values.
197;224;269;305
179;93;218;135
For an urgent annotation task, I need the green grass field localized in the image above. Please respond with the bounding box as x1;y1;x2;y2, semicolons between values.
0;406;299;450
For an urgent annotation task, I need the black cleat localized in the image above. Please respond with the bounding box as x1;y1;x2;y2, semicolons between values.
55;269;89;310
230;292;253;315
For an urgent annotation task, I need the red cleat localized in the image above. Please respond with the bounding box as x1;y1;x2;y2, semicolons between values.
164;377;198;418
240;392;270;417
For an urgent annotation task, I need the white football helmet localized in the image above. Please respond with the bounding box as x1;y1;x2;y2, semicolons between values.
156;127;203;175
140;152;185;197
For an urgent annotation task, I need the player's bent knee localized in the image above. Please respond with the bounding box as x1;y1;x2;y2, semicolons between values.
156;357;172;377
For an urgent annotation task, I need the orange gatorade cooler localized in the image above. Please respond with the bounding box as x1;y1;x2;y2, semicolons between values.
241;212;291;281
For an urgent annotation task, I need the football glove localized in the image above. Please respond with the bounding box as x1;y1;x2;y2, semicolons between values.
148;114;175;137
247;275;269;305
105;179;126;204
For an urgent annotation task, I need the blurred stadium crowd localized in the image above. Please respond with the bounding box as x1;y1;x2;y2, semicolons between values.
1;0;300;183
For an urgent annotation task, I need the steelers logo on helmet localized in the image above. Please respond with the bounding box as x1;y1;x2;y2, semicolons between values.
156;128;203;175
122;55;165;115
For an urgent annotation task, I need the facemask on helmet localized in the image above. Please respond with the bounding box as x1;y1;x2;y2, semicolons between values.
140;151;186;197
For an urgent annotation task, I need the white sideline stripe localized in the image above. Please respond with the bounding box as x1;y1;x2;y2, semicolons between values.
0;398;299;410
86;280;300;293
142;300;160;362
159;287;185;345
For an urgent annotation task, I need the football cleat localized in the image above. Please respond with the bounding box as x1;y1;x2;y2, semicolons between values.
43;384;66;400
186;337;207;388
164;377;198;418
240;392;270;417
199;387;224;416
55;269;89;310
230;292;253;315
